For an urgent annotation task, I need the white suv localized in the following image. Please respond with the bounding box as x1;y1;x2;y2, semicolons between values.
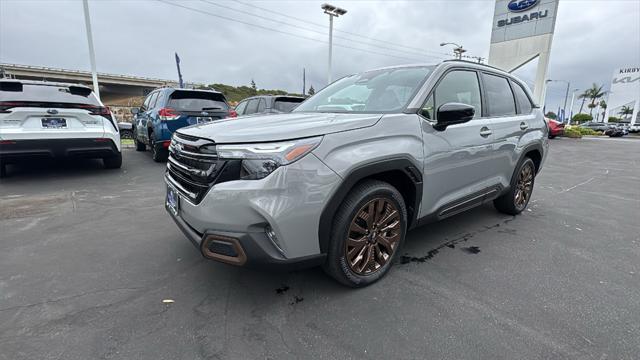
0;80;121;177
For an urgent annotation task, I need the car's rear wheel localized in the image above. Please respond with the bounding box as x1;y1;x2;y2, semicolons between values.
494;157;535;215
323;180;407;287
150;132;167;162
103;153;122;169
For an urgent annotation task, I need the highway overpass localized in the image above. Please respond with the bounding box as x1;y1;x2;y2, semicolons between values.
0;63;201;106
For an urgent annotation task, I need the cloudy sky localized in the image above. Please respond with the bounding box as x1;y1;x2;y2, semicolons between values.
1;0;639;112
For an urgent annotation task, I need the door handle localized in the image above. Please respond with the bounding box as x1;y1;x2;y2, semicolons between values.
520;122;528;130
480;127;492;137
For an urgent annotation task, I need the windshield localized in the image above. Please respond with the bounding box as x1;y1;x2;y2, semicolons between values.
294;66;433;113
274;97;304;112
168;90;228;111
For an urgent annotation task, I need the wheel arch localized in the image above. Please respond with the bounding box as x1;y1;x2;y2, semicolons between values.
318;157;423;254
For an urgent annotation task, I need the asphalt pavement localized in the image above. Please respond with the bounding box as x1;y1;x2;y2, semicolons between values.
1;137;639;360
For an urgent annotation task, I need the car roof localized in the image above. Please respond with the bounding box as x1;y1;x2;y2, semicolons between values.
0;79;93;89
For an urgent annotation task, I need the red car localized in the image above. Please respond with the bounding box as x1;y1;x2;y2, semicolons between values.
546;118;565;139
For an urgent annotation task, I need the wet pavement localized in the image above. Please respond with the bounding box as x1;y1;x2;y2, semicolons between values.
1;137;639;359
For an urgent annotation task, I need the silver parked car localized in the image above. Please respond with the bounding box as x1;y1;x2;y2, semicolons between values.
164;60;548;287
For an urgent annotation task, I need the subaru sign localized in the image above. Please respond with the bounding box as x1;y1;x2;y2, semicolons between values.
508;0;539;12
490;0;559;43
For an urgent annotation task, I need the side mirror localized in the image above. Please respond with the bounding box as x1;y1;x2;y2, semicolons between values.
130;107;140;115
433;102;475;131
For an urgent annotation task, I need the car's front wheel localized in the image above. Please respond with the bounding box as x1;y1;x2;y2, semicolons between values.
494;157;535;215
133;128;146;151
150;132;167;162
323;180;407;287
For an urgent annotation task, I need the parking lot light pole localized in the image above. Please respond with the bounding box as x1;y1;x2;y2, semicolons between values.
546;79;571;122
322;3;347;85
440;42;466;59
82;0;100;100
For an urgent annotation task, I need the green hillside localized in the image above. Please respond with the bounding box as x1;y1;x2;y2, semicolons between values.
197;82;305;104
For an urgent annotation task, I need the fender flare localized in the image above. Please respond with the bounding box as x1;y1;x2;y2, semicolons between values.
317;157;423;254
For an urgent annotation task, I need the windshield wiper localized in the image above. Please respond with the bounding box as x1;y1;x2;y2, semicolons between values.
202;107;223;110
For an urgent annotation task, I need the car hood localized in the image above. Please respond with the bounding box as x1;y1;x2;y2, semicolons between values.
176;112;382;143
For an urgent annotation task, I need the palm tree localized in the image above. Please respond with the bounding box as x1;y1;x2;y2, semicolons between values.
599;100;607;122
619;105;634;121
577;89;590;114
586;83;606;116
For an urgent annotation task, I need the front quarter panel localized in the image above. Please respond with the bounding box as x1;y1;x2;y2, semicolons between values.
313;114;424;180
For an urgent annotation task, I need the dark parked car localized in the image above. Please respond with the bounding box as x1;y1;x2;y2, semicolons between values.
131;88;235;161
234;95;305;116
604;127;625;137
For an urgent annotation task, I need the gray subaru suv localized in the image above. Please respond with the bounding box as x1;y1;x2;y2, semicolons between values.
164;60;548;287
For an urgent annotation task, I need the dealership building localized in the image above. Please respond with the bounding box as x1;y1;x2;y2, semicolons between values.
605;66;640;125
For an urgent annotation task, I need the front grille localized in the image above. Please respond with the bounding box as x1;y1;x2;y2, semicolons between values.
166;133;241;204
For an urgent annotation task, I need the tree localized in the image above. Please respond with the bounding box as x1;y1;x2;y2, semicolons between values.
577;89;590;114
587;103;597;117
250;79;257;95
619;105;633;120
598;100;607;122
608;116;621;123
585;83;606;116
545;111;557;120
308;85;315;96
572;113;592;124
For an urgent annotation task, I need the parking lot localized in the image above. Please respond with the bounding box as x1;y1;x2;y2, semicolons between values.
1;138;639;360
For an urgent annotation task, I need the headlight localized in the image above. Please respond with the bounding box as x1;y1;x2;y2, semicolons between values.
215;137;322;180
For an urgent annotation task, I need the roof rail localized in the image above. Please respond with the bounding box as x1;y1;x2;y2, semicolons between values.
442;59;508;73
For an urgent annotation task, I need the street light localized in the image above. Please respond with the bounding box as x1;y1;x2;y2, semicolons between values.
322;3;347;85
440;42;466;59
546;79;571;123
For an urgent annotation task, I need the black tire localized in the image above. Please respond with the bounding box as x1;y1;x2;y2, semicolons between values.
323;180;407;288
494;157;536;215
134;129;146;151
103;153;122;169
150;132;167;162
548;134;556;139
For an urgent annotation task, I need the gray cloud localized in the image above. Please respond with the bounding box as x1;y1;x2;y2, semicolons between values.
1;0;638;112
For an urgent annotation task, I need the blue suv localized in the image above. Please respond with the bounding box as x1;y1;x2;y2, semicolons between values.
131;88;235;161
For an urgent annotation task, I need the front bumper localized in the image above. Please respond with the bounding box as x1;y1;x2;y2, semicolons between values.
164;152;342;268
0;138;120;163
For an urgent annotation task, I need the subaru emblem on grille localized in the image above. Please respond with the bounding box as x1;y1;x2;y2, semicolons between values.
47;109;58;115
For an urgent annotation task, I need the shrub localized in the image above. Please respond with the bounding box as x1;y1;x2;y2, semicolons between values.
578;127;598;136
563;127;582;138
608;117;621;123
572;113;593;124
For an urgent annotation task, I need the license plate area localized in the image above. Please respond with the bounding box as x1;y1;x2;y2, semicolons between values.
196;117;213;124
41;117;67;129
166;185;180;216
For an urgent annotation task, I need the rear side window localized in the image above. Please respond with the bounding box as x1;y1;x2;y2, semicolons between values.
511;81;533;114
245;99;259;114
0;83;100;106
482;73;516;116
148;92;160;109
257;99;266;113
274;97;304;112
167;91;228;112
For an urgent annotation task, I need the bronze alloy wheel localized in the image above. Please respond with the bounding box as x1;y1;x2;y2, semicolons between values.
514;162;534;210
345;198;402;275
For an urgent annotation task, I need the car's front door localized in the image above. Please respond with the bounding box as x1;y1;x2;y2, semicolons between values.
419;69;498;218
135;93;153;141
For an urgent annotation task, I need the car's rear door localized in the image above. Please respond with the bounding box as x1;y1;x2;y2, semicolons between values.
164;90;229;132
483;73;535;189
